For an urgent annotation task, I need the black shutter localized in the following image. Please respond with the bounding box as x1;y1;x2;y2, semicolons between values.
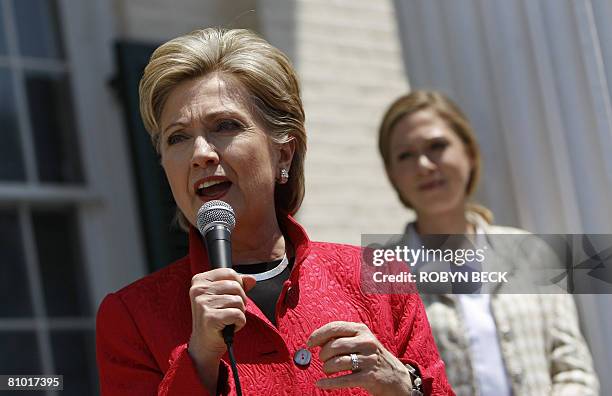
113;41;188;272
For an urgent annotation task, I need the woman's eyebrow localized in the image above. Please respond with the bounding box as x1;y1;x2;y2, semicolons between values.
162;121;188;136
161;109;246;136
391;143;413;155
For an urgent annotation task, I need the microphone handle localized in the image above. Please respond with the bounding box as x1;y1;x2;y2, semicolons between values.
204;225;235;343
204;225;232;269
222;325;236;343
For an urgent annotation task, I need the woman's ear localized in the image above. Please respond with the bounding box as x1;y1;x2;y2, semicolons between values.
462;143;476;170
277;138;296;172
385;159;401;189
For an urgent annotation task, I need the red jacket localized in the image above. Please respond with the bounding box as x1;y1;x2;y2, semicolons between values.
96;216;453;395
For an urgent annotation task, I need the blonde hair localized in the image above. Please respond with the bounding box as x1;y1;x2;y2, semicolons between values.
139;28;306;230
378;90;493;224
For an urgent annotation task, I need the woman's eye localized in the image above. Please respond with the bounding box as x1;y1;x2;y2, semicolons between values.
397;151;414;161
167;133;188;146
215;120;243;132
430;141;448;151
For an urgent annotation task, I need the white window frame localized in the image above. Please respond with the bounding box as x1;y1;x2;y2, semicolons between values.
0;0;147;390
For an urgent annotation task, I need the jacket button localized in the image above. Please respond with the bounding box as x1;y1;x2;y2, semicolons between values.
293;348;311;367
285;286;298;307
285;286;292;301
500;325;513;341
448;332;459;344
511;368;523;384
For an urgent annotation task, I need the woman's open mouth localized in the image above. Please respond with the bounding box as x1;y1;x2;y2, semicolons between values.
194;178;232;201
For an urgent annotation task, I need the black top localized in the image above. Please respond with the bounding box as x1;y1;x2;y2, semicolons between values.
234;257;294;326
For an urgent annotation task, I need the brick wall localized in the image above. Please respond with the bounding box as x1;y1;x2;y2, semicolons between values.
115;0;412;245
260;0;412;244
113;0;259;42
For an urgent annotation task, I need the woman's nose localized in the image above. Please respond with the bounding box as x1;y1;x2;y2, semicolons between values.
191;136;219;168
416;153;436;173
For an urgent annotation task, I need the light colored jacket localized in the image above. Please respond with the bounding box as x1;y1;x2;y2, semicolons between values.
412;215;599;396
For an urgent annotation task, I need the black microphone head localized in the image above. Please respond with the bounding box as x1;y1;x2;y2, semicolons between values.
196;200;236;236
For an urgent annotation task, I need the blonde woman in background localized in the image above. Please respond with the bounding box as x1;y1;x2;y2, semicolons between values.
378;90;599;396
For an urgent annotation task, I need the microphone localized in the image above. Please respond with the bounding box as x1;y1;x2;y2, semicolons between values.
196;200;236;270
196;200;243;395
196;200;237;342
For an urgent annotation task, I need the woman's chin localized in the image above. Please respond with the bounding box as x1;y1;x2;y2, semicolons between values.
413;198;463;218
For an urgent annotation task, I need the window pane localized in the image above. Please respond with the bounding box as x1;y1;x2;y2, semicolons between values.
0;3;7;55
32;207;90;316
0;331;40;374
0;209;32;317
25;71;83;184
12;0;64;59
51;330;98;395
0;68;26;181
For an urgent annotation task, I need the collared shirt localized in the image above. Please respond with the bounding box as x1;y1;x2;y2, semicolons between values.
406;222;512;396
457;293;512;396
407;215;599;395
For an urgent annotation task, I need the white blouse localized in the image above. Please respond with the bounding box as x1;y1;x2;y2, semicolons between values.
406;223;512;396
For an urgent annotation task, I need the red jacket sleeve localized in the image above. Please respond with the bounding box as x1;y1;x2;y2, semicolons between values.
96;293;231;395
392;293;455;396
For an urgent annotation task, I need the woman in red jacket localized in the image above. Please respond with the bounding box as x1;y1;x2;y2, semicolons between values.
96;28;452;395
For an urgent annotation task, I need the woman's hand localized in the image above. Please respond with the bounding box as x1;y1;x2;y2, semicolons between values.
187;268;256;392
308;321;413;396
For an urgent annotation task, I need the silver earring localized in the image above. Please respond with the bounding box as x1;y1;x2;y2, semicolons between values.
279;168;289;184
